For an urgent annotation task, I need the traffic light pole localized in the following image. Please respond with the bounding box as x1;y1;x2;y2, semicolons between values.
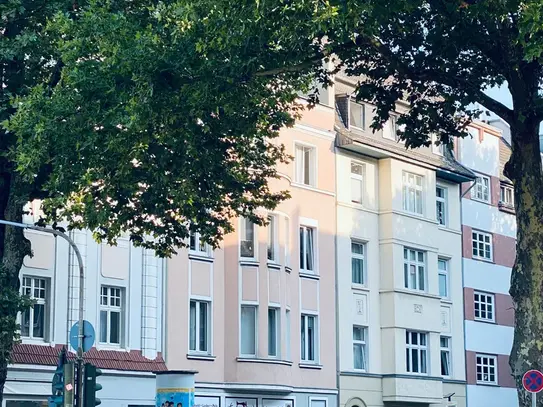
0;219;85;407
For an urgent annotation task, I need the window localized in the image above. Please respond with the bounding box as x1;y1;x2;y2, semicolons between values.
474;175;490;203
405;331;427;374
21;277;47;340
351;162;365;204
500;185;514;207
295;144;316;186
285;309;291;360
472;230;492;261
299;226;315;273
240;217;255;258
351;240;365;285
474;291;495;322
267;215;277;262
349;101;366;130
268;308;279;357
301;314;317;362
353;326;368;370
476;354;497;384
431;134;444;155
189;300;210;353
404;248;426;291
440;337;451;376
436;186;447;226
390;116;401;141
402;172;424;215
240;305;257;355
99;286;122;345
189;231;210;255
438;259;449;298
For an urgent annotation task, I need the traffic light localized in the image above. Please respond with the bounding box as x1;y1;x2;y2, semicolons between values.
49;348;75;407
83;363;102;407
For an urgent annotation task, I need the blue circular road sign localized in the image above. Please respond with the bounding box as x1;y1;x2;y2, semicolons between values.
523;370;543;393
69;320;95;353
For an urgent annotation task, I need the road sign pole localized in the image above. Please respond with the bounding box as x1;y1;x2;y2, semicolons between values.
0;220;86;407
533;392;537;407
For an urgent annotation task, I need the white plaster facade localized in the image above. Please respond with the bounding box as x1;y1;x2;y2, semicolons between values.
335;76;470;407
3;211;165;407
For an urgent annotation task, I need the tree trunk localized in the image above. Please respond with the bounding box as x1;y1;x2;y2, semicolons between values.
0;173;32;405
507;117;543;407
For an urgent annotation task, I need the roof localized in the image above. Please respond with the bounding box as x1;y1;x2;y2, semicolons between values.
10;344;168;372
333;77;475;182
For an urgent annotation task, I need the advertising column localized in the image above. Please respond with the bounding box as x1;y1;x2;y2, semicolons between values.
156;370;198;407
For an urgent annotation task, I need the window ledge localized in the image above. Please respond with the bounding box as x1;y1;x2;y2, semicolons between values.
299;272;319;280
291;183;335;197
239;260;259;267
237;357;292;366
472;256;494;264
474;318;496;325
188;254;214;263
351;284;369;292
20;339;49;346
267;262;282;270
187;354;216;361
476;382;499;387
440;299;453;305
96;345;126;351
437;226;462;235
299;363;323;370
472;198;491;205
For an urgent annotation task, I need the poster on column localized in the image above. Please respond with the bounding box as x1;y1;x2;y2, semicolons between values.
156;389;194;407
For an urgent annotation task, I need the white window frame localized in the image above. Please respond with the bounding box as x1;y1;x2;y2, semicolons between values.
500;184;514;207
472;230;493;261
267;215;278;262
268;307;280;358
99;286;123;346
189;299;211;354
403;248;426;291
350;161;365;204
473;174;491;203
476;354;498;385
474;291;495;322
353;325;368;371
351;240;366;286
440;336;452;377
436;185;447;226
301;313;318;363
240;217;256;259
189;231;211;256
405;331;428;374
294;143;317;187
299;225;316;274
349;100;366;131
20;276;48;341
438;258;449;299
402;171;424;215
240;304;257;356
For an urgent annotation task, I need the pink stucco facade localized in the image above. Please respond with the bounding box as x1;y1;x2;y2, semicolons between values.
164;102;338;407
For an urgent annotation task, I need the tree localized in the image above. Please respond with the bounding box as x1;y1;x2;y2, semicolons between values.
0;0;306;401
5;0;543;406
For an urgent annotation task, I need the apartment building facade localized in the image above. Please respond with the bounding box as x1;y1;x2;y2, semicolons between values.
164;94;338;407
3;202;166;407
334;74;473;407
456;121;518;407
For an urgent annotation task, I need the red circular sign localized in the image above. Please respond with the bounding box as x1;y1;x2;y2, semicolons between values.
523;370;543;393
